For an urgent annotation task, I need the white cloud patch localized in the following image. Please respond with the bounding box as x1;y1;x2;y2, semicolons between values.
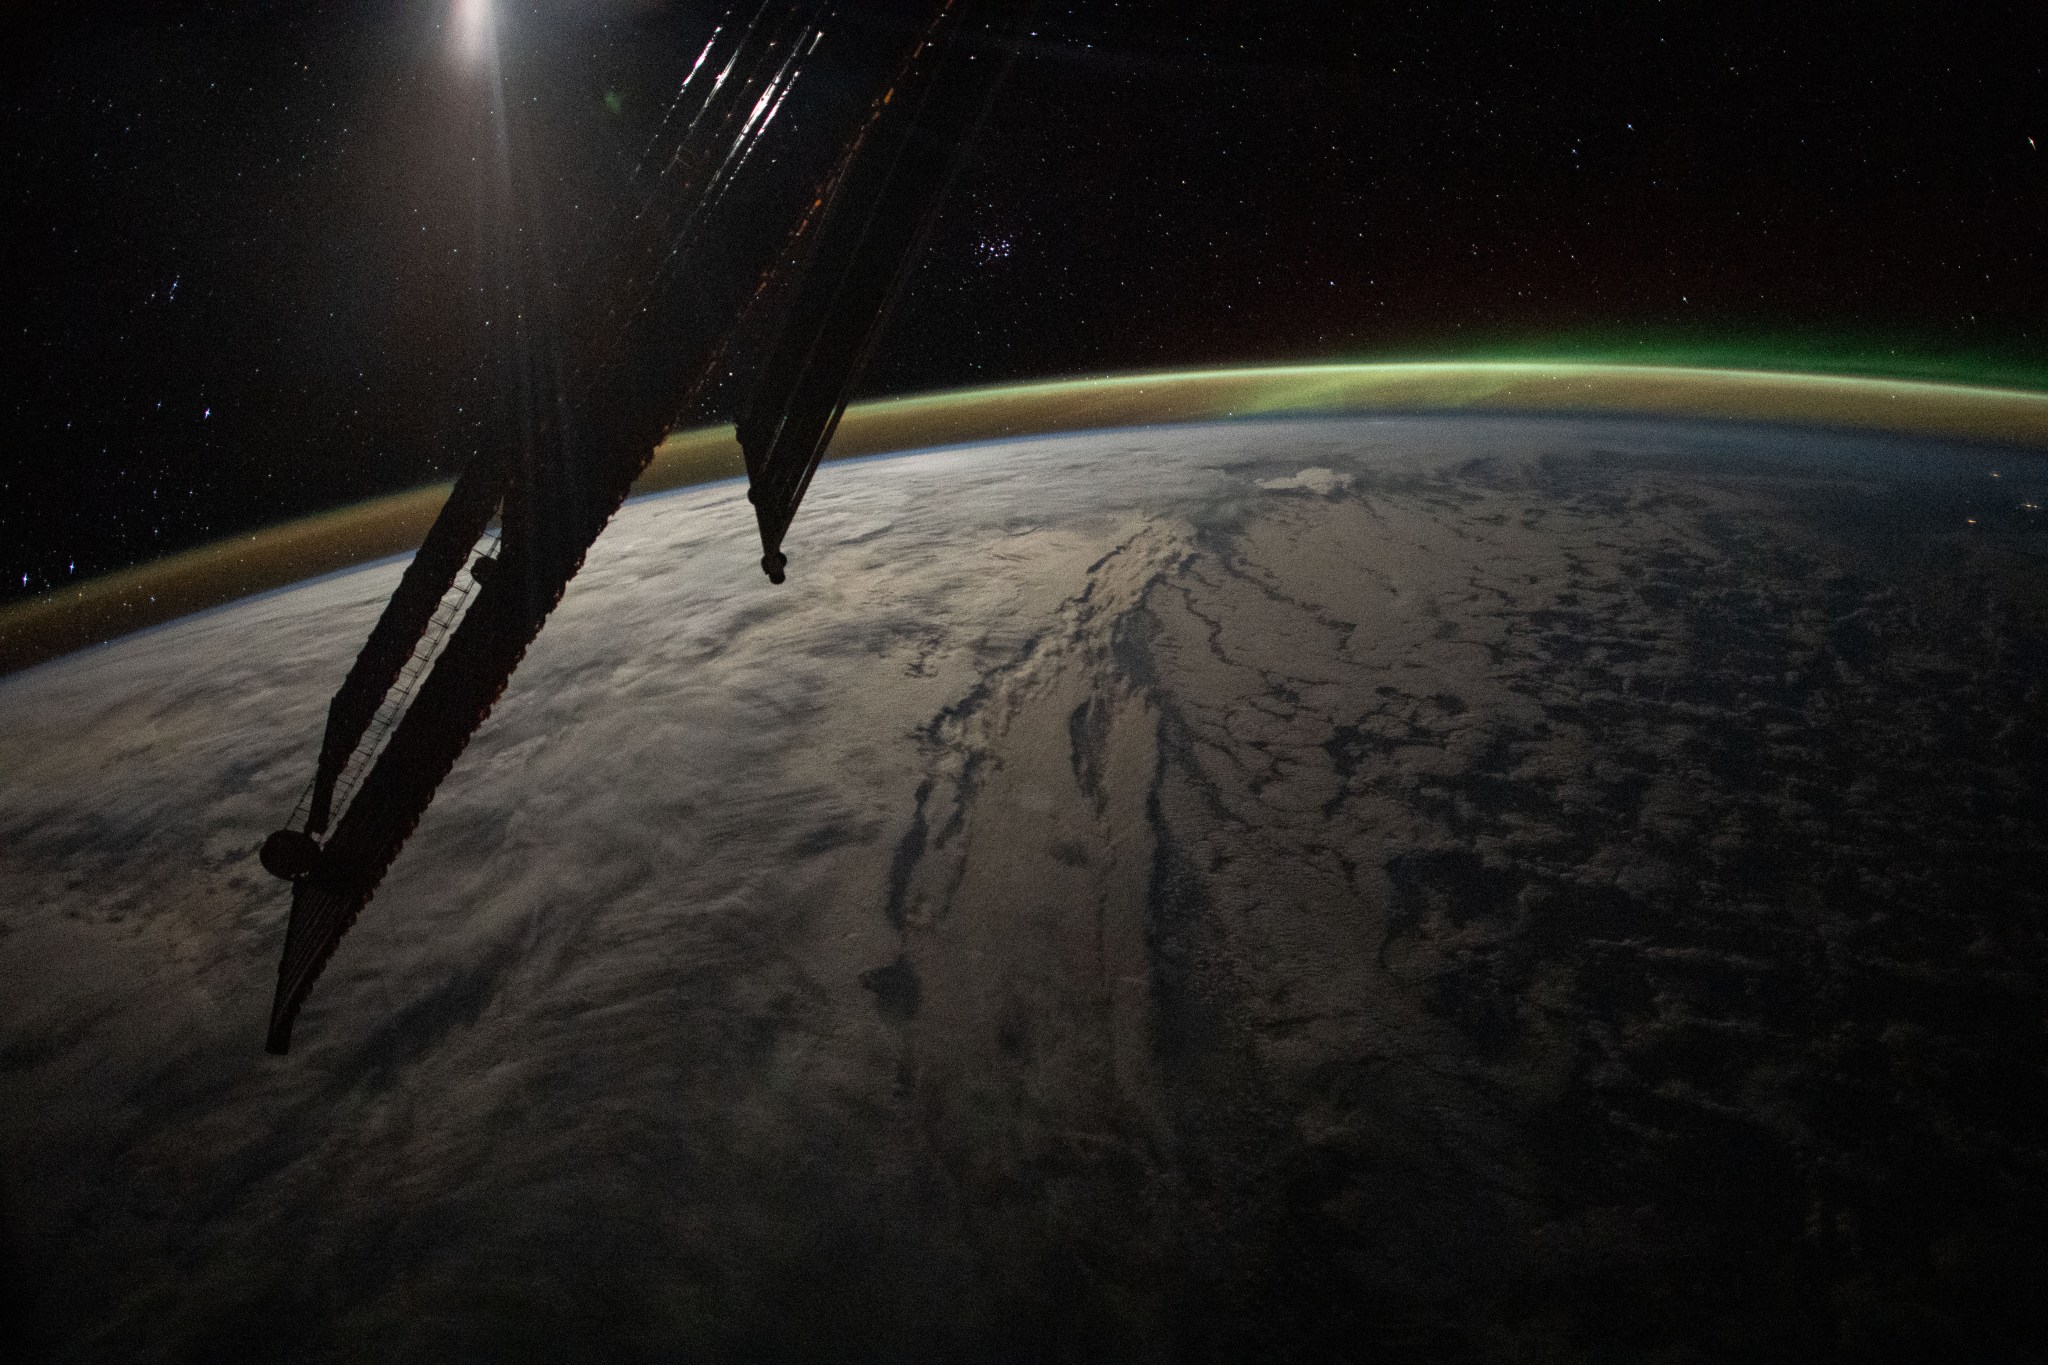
1257;465;1350;495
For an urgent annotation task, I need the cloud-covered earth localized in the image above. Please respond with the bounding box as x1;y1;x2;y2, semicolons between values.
3;416;2045;1361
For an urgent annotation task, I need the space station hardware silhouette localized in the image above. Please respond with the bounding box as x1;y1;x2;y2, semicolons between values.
257;0;1035;1053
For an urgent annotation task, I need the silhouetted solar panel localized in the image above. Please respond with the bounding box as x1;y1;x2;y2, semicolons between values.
260;0;1033;1054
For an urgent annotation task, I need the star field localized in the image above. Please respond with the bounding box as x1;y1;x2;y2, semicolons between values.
2;0;2042;608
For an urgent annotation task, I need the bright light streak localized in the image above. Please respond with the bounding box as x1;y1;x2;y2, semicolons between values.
681;31;721;95
454;0;495;67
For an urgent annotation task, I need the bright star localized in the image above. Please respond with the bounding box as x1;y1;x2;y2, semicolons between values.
454;0;494;67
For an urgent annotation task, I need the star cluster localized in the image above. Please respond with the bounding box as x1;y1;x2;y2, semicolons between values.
878;2;2045;392
2;0;2042;607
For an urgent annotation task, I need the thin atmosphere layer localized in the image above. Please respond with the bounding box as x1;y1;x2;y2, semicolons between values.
5;361;2047;675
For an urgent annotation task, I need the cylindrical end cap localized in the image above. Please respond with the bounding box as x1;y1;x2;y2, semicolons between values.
259;828;323;881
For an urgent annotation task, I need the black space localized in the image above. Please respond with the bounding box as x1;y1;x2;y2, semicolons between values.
3;0;2043;604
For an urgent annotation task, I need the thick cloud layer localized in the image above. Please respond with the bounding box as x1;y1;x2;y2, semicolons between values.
3;416;2044;1360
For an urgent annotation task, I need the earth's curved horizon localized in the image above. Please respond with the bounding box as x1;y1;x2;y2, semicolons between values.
3;409;2046;1360
6;361;2048;675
